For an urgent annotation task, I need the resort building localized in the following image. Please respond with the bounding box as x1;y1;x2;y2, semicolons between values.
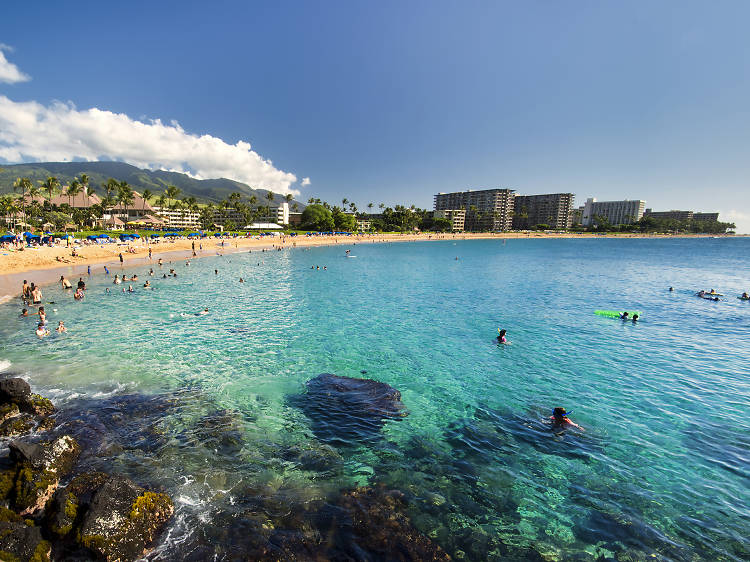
512;193;574;230
693;212;720;222
581;198;645;227
433;209;466;231
434;188;515;231
356;218;372;231
643;209;721;223
152;206;201;229
644;209;694;221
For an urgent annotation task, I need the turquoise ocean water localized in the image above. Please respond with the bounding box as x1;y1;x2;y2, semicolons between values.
0;237;748;560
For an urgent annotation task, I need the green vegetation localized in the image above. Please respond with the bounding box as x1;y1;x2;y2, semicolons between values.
576;214;735;234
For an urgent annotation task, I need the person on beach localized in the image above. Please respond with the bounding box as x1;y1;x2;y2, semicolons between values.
20;308;28;317
56;321;67;333
119;253;124;265
36;322;50;338
148;248;152;259
497;329;509;344
104;265;109;275
550;407;583;430
31;285;42;305
60;276;72;289
88;265;91;275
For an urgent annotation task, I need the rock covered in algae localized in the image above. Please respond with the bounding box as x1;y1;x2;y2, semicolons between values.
290;373;408;445
7;435;80;516
76;474;174;561
0;377;56;439
0;516;51;562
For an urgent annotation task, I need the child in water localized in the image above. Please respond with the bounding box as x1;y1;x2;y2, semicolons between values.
550;407;583;430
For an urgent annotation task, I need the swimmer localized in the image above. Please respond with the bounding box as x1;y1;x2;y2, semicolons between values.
36;322;50;338
74;288;85;300
104;265;109;275
669;287;674;292
239;278;244;283
105;288;110;293
56;321;67;333
619;312;629;319
113;275;121;285
132;274;138;281
550;407;582;430
38;307;46;325
128;285;135;293
497;328;509;344
144;280;151;288
20;308;28;317
215;269;218;275
77;278;86;290
158;258;163;266
632;314;639;322
60;276;72;289
195;308;209;316
742;292;749;300
149;268;154;276
163;274;167;279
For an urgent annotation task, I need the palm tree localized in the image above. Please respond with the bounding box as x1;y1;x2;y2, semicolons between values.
117;182;135;223
79;173;89;196
292;203;299;212
165;185;180;208
13;177;33;226
308;198;315;205
41;176;61;203
342;197;348;207
379;203;385;211
284;193;293;204
142;189;153;215
156;194;167;209
66;179;82;208
265;191;275;221
103;178;119;204
27;184;41;226
367;202;374;213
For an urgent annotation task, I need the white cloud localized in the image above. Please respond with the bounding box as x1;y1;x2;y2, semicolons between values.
0;48;307;195
0;45;30;84
722;209;750;234
300;177;311;186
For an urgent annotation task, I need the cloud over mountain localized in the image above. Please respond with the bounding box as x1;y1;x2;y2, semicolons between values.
0;49;303;195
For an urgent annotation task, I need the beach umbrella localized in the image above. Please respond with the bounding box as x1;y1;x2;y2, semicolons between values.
132;233;141;238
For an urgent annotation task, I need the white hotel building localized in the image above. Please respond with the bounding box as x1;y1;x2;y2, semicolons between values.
581;198;645;227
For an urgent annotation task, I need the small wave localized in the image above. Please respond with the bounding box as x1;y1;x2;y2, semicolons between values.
0;360;11;372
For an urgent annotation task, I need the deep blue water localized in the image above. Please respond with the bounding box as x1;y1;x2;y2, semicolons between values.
0;237;748;560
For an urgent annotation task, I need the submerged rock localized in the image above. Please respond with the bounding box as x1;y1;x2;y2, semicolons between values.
289;373;407;445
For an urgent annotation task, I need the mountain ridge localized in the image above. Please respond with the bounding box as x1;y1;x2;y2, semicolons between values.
0;161;306;209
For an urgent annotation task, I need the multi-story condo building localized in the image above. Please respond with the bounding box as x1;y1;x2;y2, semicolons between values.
581;198;645;227
644;209;694;221
433;209;466;231
693;212;720;222
434;188;515;231
513;193;574;230
152;206;201;229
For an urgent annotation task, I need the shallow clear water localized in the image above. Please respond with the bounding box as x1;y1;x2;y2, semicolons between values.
1;238;749;560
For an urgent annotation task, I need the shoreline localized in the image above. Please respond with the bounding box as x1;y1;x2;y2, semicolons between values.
0;231;739;298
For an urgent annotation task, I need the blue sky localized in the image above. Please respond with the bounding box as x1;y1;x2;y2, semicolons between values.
1;1;749;230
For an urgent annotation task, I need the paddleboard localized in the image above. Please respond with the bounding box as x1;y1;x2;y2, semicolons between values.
594;310;642;318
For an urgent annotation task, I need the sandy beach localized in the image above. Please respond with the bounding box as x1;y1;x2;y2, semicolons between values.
0;231;735;298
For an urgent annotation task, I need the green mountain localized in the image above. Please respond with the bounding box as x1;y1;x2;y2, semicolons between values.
0;161;305;209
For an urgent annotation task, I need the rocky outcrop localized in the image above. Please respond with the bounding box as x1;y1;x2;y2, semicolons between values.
5;435;80;516
72;474;173;561
0;507;51;562
289;373;408;445
0;376;55;439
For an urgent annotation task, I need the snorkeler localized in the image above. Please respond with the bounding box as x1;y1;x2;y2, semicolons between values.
497;328;509;344
619;312;629;319
632;314;639;322
550;407;583;430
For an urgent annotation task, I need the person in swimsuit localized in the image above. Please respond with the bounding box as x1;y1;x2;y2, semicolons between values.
31;286;42;305
21;280;30;300
56;321;67;333
60;276;72;289
74;288;85;300
77;278;86;290
619;312;629;319
36;322;49;338
497;329;509;344
38;306;46;324
20;308;28;317
550;407;582;430
632;314;639;322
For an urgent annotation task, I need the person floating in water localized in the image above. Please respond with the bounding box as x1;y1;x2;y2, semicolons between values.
550;407;583;430
56;321;67;333
619;312;629;319
631;314;639;322
497;328;509;344
36;322;50;338
20;308;28;317
74;287;85;300
669;287;674;292
741;292;749;300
